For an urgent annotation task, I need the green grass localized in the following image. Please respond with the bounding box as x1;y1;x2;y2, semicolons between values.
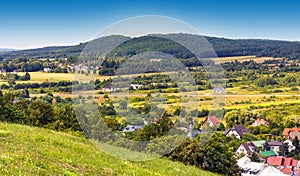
0;122;218;176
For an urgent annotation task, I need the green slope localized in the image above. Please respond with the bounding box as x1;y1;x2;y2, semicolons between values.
0;123;218;176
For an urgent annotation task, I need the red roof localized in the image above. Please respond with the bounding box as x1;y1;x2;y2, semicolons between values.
292;158;298;167
280;167;291;175
268;156;283;166
255;118;269;126
267;156;298;167
280;167;300;175
282;127;300;137
207;116;220;126
283;158;292;166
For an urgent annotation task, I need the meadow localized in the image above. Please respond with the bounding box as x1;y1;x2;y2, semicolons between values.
0;122;218;176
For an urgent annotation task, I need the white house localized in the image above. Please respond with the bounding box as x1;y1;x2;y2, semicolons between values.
224;126;251;139
264;140;283;155
102;85;115;92
212;86;225;93
201;116;220;129
122;125;142;132
44;68;51;72
130;84;143;90
283;139;296;152
237;157;287;176
252;118;269;127
236;142;259;156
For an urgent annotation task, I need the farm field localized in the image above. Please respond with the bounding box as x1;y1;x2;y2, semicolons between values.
207;55;284;64
13;69;300;112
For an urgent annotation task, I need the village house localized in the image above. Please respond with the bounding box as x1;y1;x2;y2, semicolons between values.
212;86;225;93
259;150;277;158
251;140;266;149
130;84;143;90
102;85;115;92
122;125;142;132
80;66;89;71
252;118;269;127
237;156;286;176
263;140;283;155
44;68;51;72
224;126;251;139
282;127;300;139
236;142;259;156
200;116;220;129
267;156;300;175
283;139;296;152
74;65;81;72
289;132;300;141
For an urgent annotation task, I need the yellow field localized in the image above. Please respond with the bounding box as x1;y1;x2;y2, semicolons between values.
14;71;178;84
214;56;284;64
17;72;75;82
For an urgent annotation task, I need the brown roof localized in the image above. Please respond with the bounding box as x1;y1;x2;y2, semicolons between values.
282;127;300;137
240;142;258;154
224;126;251;137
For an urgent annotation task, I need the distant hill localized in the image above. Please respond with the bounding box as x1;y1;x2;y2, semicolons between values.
1;34;300;60
0;48;18;52
0;122;218;175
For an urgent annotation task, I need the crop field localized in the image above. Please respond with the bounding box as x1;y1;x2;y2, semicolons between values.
215;55;284;64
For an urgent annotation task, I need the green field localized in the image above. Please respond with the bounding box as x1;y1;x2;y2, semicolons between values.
0;122;218;176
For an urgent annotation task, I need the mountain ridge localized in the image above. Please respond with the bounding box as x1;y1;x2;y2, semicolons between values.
1;33;300;60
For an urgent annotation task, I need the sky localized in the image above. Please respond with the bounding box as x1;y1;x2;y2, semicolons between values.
1;0;300;49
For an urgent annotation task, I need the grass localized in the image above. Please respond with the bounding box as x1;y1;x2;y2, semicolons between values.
0;122;218;176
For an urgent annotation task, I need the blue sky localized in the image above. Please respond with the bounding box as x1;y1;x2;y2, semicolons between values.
1;0;300;49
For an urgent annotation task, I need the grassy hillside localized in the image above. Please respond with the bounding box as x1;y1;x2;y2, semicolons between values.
0;123;218;176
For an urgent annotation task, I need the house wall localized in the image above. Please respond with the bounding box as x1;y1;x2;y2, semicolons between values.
267;146;281;154
226;130;241;139
207;119;213;127
252;121;260;127
284;140;296;152
236;145;247;156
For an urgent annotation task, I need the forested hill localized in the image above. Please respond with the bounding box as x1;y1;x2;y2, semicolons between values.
1;34;300;60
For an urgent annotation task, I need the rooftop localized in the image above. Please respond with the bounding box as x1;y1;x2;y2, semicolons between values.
259;150;277;157
251;140;266;148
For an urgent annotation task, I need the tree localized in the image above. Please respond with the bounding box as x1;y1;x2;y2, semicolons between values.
217;122;225;131
280;143;289;157
284;115;300;128
24;72;31;81
293;136;300;155
53;104;81;132
250;152;260;162
28;100;55;127
254;77;277;87
168;139;204;168
202;134;242;175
